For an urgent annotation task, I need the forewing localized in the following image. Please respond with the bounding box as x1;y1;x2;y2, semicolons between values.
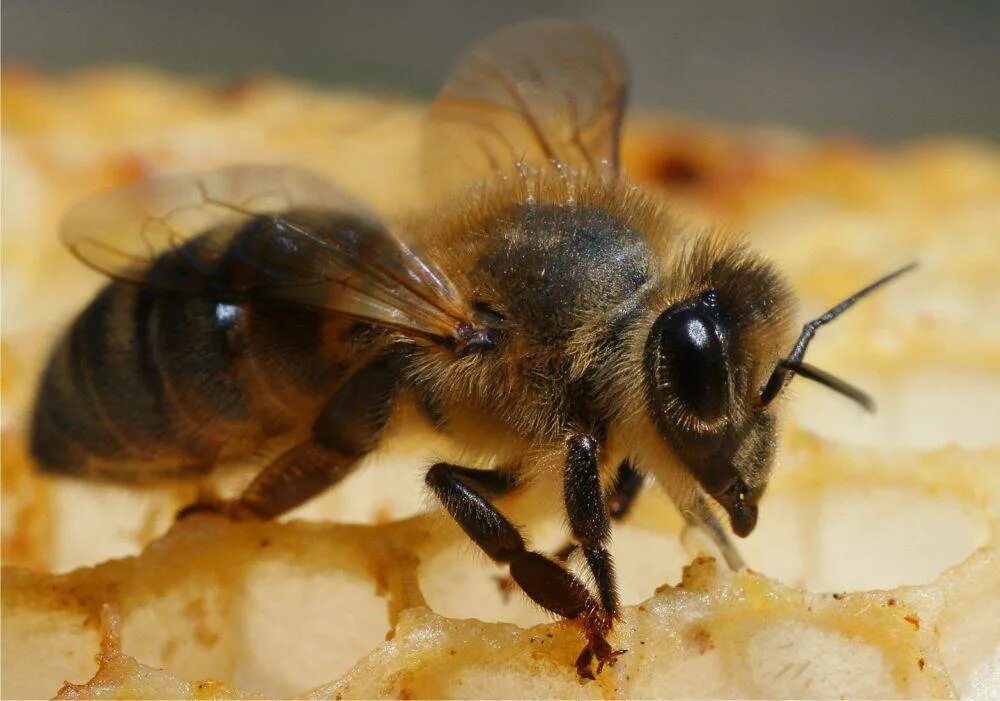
61;165;470;340
425;19;628;196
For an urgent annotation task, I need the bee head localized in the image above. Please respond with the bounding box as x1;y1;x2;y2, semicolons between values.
643;243;914;537
641;243;794;537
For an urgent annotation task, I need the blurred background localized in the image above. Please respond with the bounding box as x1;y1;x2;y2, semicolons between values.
3;0;998;142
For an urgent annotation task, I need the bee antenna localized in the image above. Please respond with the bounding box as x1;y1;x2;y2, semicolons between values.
776;359;875;412
759;262;917;408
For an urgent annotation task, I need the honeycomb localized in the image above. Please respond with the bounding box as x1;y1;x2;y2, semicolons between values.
2;69;998;698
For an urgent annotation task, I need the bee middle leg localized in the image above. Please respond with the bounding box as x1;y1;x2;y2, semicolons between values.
178;350;404;521
427;434;625;679
426;460;620;680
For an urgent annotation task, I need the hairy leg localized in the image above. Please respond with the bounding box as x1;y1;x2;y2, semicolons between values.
554;459;644;562
562;435;631;676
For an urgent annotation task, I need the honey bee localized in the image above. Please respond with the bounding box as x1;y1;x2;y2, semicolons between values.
30;20;914;677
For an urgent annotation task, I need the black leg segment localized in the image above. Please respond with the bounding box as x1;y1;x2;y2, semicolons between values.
425;464;527;562
564;435;610;546
434;463;520;496
549;460;645;564
563;434;619;619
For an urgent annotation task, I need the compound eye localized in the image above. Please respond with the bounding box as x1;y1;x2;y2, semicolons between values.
651;299;729;423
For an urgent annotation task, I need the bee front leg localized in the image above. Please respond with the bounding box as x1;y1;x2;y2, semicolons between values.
426;463;611;679
178;350;404;521
553;460;645;561
563;434;627;678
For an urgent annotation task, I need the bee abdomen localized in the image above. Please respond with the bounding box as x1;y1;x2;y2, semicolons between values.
31;285;171;475
29;282;338;481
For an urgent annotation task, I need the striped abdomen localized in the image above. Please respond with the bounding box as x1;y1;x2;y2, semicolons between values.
30;282;362;482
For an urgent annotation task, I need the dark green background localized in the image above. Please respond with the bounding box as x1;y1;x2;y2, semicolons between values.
4;0;998;142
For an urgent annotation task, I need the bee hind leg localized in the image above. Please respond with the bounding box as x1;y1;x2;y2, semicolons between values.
177;350;405;522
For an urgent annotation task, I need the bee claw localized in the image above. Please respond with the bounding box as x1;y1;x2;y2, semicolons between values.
595;647;628;675
575;635;627;679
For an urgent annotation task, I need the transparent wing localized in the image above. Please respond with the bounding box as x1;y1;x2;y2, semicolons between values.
424;19;628;196
61;165;471;341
